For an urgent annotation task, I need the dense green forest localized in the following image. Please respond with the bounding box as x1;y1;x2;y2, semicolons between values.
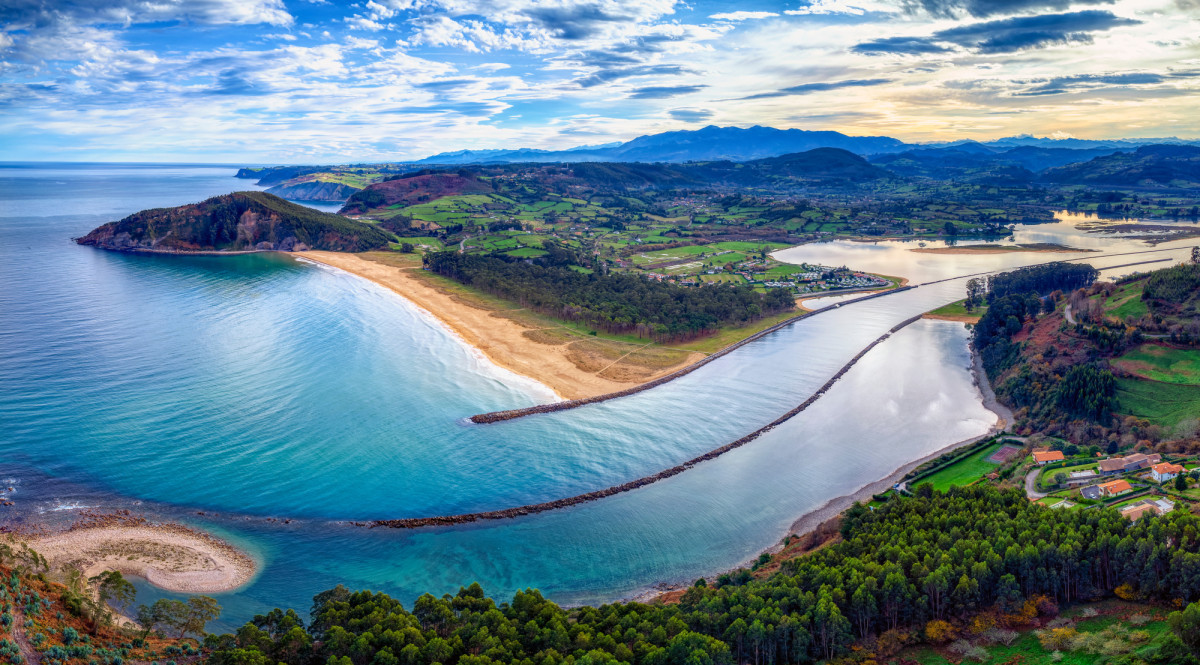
206;486;1200;665
974;262;1099;373
972;263;1123;430
985;263;1099;302
423;251;795;341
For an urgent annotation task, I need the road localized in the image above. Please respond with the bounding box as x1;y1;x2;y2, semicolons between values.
1025;467;1048;500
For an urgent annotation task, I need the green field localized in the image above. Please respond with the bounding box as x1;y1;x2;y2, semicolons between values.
903;601;1171;665
1115;344;1200;385
927;298;987;320
919;442;1004;491
1117;376;1200;427
1037;460;1098;487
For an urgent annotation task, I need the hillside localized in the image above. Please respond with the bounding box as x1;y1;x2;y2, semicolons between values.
974;260;1200;440
340;171;493;215
264;180;361;202
1042;144;1200;187
77;191;394;252
0;560;205;665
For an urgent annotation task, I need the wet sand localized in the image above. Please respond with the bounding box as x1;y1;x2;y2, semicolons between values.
23;521;255;594
299;251;703;400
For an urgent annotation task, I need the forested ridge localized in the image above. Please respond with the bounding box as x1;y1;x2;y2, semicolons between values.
207;486;1200;665
970;262;1123;427
77;192;394;253
423;251;794;341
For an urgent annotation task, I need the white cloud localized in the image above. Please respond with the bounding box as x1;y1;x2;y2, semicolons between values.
709;11;780;20
785;0;899;15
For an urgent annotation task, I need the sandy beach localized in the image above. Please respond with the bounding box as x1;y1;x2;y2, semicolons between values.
299;251;703;400
22;521;255;594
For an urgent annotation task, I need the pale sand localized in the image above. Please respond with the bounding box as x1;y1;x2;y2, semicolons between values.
24;525;255;594
299;251;703;400
923;312;981;323
910;245;1080;255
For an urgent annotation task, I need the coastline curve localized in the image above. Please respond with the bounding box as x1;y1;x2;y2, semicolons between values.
369;314;924;529
469;285;917;424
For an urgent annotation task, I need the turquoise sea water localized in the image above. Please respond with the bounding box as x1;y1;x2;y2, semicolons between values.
2;164;1194;628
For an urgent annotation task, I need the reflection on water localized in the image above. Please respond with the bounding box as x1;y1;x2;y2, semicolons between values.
775;210;1199;286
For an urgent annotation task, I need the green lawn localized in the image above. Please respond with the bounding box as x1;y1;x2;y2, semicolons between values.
1115;344;1200;385
927;298;987;320
1117;376;1200;428
919;442;1004;491
1037;461;1098;486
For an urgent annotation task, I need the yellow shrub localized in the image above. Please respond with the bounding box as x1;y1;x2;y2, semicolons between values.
925;620;957;644
1038;627;1079;651
1114;584;1138;601
969;615;996;635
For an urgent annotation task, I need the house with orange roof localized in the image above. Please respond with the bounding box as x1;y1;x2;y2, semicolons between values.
1151;462;1185;483
1097;479;1133;497
1032;450;1065;465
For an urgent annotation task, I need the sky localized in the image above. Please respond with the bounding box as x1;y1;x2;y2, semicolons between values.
1;0;1198;162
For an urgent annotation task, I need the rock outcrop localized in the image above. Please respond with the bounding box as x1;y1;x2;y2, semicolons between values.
77;191;394;253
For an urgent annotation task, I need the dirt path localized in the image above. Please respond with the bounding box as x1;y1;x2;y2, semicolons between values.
11;606;42;665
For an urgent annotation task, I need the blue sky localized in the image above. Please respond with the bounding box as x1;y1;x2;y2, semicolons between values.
1;0;1197;162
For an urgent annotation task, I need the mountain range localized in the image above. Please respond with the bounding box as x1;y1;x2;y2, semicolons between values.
414;125;1200;166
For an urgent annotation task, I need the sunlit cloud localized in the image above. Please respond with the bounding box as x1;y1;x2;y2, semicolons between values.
0;0;1195;161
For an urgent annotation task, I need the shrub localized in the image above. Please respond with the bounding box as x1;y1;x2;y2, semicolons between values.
925;620;957;644
1115;584;1139;600
1038;627;1079;651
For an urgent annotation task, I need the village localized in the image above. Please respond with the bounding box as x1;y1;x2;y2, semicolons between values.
894;434;1200;524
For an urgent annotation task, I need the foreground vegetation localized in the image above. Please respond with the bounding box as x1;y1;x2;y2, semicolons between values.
195;485;1200;665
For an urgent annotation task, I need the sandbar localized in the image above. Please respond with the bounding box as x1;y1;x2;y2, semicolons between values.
21;523;255;594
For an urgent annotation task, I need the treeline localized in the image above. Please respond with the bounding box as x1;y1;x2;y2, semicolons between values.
974;262;1115;425
208;486;1200;665
422;251;794;341
986;262;1098;302
1144;262;1200;311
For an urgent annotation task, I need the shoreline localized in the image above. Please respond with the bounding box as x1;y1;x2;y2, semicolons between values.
910;245;1091;255
297;251;705;401
633;330;1011;604
14;513;256;594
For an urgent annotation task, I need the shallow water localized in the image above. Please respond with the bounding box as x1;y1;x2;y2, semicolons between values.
1;164;1194;627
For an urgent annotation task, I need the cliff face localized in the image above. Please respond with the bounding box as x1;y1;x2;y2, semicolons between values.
266;180;361;201
77;191;394;253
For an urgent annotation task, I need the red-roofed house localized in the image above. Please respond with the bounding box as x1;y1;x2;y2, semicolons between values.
1151;462;1185;483
1032;450;1065;465
1098;479;1133;497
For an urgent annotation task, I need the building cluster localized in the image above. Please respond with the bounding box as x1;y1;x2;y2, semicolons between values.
1037;449;1191;520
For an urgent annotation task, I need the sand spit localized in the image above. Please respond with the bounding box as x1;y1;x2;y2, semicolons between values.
910;244;1090;255
18;512;255;594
